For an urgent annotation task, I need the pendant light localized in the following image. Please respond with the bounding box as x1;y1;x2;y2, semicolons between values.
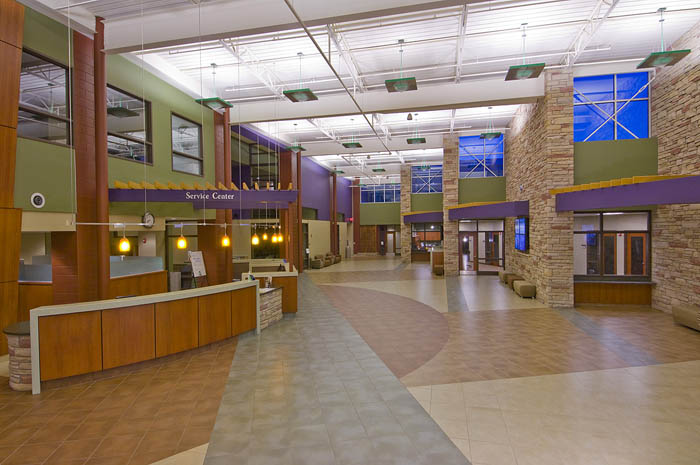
385;39;418;92
480;107;501;140
638;8;691;68
284;52;319;102
118;227;130;254
342;118;363;148
288;123;306;153
407;113;425;144
505;24;545;81
221;224;230;247
196;63;233;110
176;224;187;249
251;225;260;246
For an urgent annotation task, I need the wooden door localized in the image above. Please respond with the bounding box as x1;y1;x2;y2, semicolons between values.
603;233;617;275
626;233;647;276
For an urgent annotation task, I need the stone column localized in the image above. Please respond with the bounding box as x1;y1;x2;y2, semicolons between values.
352;179;360;256
442;135;460;276
399;165;411;262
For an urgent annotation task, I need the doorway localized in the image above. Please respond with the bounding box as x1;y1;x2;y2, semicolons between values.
386;231;396;256
459;231;477;273
626;233;647;275
302;223;309;269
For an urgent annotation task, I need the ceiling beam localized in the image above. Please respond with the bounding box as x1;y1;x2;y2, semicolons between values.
327;25;367;93
561;0;620;67
219;39;285;98
307;118;341;142
455;4;468;83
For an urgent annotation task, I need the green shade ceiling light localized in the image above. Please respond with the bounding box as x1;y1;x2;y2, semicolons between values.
342;141;362;148
480;132;502;140
505;63;545;81
406;137;426;144
638;9;691;69
385;40;418;93
285;53;318;102
287;144;306;152
506;23;545;81
372;168;386;173
283;88;318;102
385;77;418;92
334;170;345;174
638;50;691;68
195;97;233;110
107;106;139;118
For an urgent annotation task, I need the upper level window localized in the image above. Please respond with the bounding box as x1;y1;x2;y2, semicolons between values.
361;184;400;203
459;134;504;177
18;50;71;145
412;165;442;193
171;113;203;176
107;86;152;164
573;72;649;142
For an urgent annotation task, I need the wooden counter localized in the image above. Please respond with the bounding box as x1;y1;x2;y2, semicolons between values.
242;270;298;314
30;280;259;394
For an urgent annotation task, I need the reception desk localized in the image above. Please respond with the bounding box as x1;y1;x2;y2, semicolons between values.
30;280;259;394
241;269;298;314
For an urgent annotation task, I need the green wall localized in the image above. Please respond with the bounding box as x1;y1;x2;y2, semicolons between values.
15;138;74;213
411;193;442;212
458;177;506;204
574;138;658;185
23;7;70;66
360;203;400;225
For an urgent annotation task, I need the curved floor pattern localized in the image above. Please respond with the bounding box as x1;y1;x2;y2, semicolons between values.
320;285;449;379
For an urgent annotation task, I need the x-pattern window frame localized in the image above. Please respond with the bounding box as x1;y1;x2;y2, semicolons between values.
459;136;503;178
411;165;442;194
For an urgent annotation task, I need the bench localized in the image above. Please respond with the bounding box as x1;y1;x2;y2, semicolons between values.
498;270;508;283
434;265;444;276
513;280;536;298
505;274;523;290
672;304;700;331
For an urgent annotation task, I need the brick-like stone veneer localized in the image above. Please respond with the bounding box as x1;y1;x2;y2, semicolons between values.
442;135;460;276
505;70;575;308
259;288;283;330
6;334;31;391
400;165;412;262
651;20;700;312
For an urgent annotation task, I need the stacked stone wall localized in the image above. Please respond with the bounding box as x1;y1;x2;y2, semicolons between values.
442;135;460;276
400;165;412;262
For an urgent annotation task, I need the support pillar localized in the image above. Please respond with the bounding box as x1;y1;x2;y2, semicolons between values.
352;179;360;256
330;172;337;254
442;135;460;276
94;17;110;299
0;0;24;354
280;150;300;272
399;166;411;262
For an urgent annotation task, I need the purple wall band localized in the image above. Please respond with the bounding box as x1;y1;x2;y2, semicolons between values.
448;201;529;220
555;176;700;211
403;211;443;224
301;157;332;221
337;176;353;220
109;188;297;210
231;124;289;153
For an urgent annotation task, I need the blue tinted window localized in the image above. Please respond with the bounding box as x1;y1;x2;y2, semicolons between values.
573;72;649;141
459;134;504;178
374;189;384;203
412;165;442;193
360;184;400;203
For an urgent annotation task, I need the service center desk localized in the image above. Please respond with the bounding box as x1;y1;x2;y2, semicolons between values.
29;280;260;394
241;269;298;314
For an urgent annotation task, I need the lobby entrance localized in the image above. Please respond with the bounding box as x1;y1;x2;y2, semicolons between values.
458;219;505;275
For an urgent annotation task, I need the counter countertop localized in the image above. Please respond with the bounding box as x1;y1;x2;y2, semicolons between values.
259;287;282;295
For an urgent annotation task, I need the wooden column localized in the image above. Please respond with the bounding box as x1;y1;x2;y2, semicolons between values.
296;151;303;272
279;150;300;271
0;0;24;354
352;179;360;256
330;172;337;254
52;31;102;304
94;17;110;299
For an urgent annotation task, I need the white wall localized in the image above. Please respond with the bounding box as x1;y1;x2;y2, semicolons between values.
305;220;331;258
20;233;48;264
574;234;588;275
138;231;157;257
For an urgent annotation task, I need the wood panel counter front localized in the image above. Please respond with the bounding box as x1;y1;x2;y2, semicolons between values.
30;280;259;394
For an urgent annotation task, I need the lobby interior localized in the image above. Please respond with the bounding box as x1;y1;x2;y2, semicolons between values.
1;0;700;464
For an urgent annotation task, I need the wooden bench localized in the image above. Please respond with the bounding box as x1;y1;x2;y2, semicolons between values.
672;304;700;331
513;280;536;298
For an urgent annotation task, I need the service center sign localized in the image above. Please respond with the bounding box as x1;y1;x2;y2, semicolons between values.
184;191;236;201
109;188;297;209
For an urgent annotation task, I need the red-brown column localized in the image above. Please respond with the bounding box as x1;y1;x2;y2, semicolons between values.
352;179;360;255
223;109;232;282
52;31;100;304
330;172;337;254
280;150;300;271
296;152;303;272
94;17;110;299
0;0;24;354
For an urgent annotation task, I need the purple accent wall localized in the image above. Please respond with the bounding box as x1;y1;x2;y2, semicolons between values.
337;176;353;220
447;201;529;220
403;211;443;224
231;124;288;153
301;157;332;221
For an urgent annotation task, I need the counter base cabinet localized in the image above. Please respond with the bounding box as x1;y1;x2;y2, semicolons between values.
102;304;155;370
271;277;298;313
232;287;256;336
198;292;232;346
155;298;198;358
574;282;652;305
39;312;102;381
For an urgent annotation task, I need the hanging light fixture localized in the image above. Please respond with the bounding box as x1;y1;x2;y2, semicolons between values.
177;232;187;250
407;113;425;144
638;8;691;68
480;107;502;140
284;52;319;102
342;118;363;148
385;39;418;92
196;63;233;110
221;224;231;247
118;227;130;254
288;123;306;153
251;224;260;246
505;24;545;81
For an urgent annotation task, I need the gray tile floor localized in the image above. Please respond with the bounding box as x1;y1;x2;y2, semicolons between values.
204;275;470;465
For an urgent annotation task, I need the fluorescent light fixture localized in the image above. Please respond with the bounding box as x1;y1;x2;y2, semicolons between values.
406;137;426;145
342;141;363;148
283;88;318;102
107;106;139;118
505;63;545;81
480;132;502;140
385;77;418;93
637;50;691;69
195;97;233;111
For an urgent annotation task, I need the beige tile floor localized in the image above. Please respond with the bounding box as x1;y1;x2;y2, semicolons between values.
151;444;207;465
327;279;449;313
456;275;547;312
408;360;700;465
305;255;405;273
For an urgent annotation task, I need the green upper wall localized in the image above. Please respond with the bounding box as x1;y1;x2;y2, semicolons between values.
458;177;506;204
411;193;442;212
23;7;70;66
360;203;400;225
574;138;658;185
15;139;74;213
